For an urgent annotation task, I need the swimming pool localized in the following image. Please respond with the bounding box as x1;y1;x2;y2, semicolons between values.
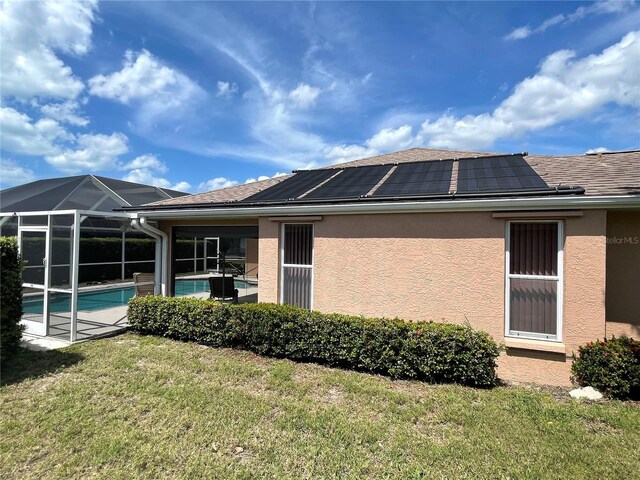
23;279;250;313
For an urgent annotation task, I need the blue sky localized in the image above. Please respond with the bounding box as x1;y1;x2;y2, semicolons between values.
1;1;639;192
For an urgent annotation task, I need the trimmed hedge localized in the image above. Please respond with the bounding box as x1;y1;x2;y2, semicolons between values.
128;296;501;387
572;336;640;400
1;237;25;362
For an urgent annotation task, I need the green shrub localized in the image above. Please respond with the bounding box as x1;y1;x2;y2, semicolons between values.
572;336;640;400
128;297;501;387
1;237;25;362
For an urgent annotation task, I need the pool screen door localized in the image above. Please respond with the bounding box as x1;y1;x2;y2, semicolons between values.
204;237;220;272
280;224;313;309
18;227;50;336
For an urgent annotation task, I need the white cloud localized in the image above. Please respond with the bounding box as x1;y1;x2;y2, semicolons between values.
365;125;415;151
197;177;239;192
506;0;635;40
0;0;97;100
244;172;287;184
585;147;611;154
0;158;36;187
123;154;167;173
89;49;206;130
323;144;378;164
361;72;373;85
0;107;68;156
45;132;129;173
170;181;192;192
216;81;238;97
40;100;89;126
89;49;191;103
418;32;640;149
288;83;321;109
121;154;190;191
122;168;190;191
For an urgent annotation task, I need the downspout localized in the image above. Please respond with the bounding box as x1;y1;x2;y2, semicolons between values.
131;218;162;295
131;217;167;296
139;216;169;297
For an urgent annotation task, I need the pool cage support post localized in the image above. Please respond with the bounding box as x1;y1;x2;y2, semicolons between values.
69;210;81;342
132;218;162;296
137;216;168;296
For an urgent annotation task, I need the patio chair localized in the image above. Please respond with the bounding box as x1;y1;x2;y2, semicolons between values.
208;276;238;304
133;272;155;297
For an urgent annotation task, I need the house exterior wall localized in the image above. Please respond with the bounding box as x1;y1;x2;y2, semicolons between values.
258;218;280;304
258;210;609;386
605;210;640;338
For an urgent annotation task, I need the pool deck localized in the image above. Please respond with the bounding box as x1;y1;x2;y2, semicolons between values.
21;286;259;350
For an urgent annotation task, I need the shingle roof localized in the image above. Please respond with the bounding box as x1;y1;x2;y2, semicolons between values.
141;148;640;208
146;174;293;207
527;151;640;196
325;147;500;168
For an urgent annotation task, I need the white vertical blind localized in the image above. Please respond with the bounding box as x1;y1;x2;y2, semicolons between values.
282;224;313;309
508;222;560;339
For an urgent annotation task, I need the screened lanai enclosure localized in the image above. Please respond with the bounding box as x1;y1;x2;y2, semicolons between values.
0;175;187;342
171;225;259;303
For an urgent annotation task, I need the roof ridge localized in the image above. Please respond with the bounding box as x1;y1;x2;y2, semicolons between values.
312;152;526;171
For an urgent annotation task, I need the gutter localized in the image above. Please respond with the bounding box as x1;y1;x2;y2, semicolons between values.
120;185;583;212
128;194;640;220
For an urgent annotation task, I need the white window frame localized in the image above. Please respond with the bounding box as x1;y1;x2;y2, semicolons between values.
279;223;314;309
504;219;564;342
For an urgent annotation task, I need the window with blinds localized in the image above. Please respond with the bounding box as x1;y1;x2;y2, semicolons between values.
506;221;563;341
281;224;313;309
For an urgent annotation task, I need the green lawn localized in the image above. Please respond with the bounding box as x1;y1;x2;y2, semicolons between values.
1;333;639;479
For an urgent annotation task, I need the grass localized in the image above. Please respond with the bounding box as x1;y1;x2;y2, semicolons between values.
1;333;639;479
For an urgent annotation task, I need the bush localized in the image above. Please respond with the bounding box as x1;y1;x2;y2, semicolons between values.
128;296;501;387
572;336;640;400
1;237;25;362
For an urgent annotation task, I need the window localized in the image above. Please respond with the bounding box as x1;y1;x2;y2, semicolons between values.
505;221;563;341
280;224;313;309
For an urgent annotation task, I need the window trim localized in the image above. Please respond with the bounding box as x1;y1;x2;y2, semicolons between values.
504;219;564;343
279;222;314;309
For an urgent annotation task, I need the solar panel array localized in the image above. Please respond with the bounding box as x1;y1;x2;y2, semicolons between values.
457;156;548;193
304;165;392;199
240;154;551;205
244;169;336;202
372;160;453;197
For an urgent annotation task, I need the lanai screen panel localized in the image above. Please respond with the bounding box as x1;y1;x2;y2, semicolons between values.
304;165;393;200
372;160;453;197
244;170;336;202
457;155;548;193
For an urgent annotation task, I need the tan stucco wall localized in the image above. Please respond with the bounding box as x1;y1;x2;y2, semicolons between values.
259;210;609;386
258;218;280;304
605;210;640;338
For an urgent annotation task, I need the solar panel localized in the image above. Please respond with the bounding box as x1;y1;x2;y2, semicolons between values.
304;165;393;200
243;169;337;202
456;155;548;193
371;160;453;197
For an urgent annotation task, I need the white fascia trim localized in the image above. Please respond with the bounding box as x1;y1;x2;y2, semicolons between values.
0;209;132;218
133;195;640;220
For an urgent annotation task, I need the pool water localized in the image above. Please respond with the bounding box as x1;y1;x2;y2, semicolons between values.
23;279;249;313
